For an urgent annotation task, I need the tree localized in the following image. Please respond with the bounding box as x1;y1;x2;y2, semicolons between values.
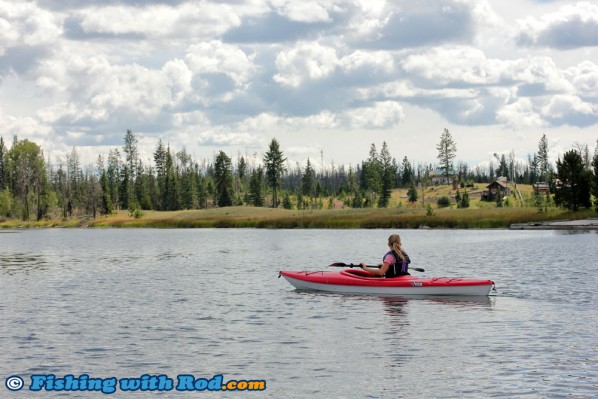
407;180;418;203
263;138;286;208
164;147;179;210
554;150;591;211
66;146;82;215
301;158;316;200
436;128;457;184
122;129;139;209
106;149;121;211
361;143;381;207
5;139;46;220
0;187;12;217
401;156;414;187
457;189;470;208
97;155;113;215
591;153;598;211
378;142;393;208
248;166;265;207
537;134;549;182
0;136;7;189
214;150;234;207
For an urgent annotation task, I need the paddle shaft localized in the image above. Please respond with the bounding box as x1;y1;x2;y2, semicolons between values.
330;262;425;273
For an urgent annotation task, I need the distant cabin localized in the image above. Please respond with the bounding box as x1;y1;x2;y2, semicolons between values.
429;169;458;186
482;178;510;201
534;182;549;193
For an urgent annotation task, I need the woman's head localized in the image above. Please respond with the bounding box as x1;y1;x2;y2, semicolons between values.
388;234;401;247
388;234;405;261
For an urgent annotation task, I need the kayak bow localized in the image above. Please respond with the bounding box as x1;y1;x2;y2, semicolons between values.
279;269;494;296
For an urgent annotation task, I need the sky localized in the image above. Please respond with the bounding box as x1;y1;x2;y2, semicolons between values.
0;0;597;171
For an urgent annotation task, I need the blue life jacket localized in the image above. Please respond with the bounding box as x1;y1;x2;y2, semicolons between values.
383;250;410;278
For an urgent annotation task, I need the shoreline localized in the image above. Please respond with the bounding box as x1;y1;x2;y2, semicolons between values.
2;207;597;230
509;218;598;230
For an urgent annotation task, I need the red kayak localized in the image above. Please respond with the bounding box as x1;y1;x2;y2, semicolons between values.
279;269;494;296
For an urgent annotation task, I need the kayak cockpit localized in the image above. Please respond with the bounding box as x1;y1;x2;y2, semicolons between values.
340;269;411;279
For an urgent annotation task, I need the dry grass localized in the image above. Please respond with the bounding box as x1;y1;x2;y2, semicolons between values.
1;184;594;229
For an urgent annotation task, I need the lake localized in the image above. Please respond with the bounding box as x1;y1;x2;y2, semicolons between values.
1;229;596;398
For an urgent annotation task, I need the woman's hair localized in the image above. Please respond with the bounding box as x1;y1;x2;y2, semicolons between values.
388;234;406;262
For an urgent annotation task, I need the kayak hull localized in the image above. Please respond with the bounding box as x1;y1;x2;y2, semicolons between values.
280;269;494;296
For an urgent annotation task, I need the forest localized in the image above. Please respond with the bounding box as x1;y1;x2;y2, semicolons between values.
0;129;597;222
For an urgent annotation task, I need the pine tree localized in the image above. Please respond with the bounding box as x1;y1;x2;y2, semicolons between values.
263;139;286;208
554;150;591;211
0;136;6;189
301;158;316;201
378;141;394;208
407;180;418;203
537;134;549;182
122;129;139;209
401;156;413;187
590;153;598;211
214;151;234;207
248;166;265;207
436;128;457;185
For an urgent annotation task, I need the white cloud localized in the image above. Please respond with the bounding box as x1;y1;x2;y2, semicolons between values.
563;61;598;97
496;98;545;129
75;2;248;39
340;50;395;74
345;101;404;129
184;41;256;86
516;1;598;49
0;1;62;55
271;0;338;23
541;95;598;125
273;42;339;87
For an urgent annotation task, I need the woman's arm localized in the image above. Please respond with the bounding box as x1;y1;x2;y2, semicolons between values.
360;262;390;277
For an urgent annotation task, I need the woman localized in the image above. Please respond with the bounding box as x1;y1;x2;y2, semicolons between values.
360;234;411;278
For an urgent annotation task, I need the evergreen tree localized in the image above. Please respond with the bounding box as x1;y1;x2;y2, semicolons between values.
5;139;46;220
263;138;286;208
496;154;508;178
537;134;549;182
153;139;167;210
592;153;598;212
282;192;292;209
554;150;591;211
164;147;180;210
105;149;120;211
97;155;113;215
0;136;6;189
248;166;265;207
436;128;457;184
214;150;234;207
378;141;393;208
361;143;381;207
66;146;83;215
401;156;413;187
407;180;418;203
301;158;316;200
122;129;139;209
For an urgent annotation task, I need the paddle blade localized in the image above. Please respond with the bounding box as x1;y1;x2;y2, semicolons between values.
329;262;360;268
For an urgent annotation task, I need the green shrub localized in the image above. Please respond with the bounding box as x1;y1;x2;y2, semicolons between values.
437;196;451;207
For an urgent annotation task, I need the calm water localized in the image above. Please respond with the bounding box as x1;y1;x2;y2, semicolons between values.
0;229;596;398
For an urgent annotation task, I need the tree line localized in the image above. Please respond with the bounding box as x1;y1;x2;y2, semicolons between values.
0;129;597;221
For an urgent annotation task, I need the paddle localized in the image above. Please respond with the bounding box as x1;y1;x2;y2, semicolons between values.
330;262;425;272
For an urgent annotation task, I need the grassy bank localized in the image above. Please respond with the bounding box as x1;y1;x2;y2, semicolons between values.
2;184;595;229
2;206;595;229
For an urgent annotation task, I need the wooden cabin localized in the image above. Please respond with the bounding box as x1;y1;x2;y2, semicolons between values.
482;179;510;201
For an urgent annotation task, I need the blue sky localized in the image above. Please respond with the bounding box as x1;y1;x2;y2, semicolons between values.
0;0;597;170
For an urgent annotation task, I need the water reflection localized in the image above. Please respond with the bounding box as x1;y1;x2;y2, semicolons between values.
0;253;50;275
